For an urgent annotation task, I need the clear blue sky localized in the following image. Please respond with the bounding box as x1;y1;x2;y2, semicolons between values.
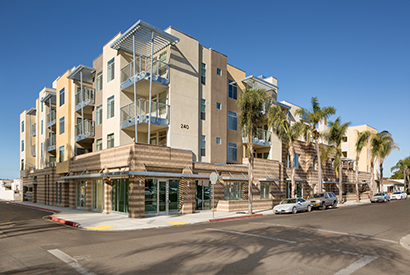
1;0;408;179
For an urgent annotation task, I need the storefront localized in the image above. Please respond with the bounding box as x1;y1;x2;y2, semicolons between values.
145;179;179;215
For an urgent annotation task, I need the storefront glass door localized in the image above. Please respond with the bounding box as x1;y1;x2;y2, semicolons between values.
145;179;179;215
92;180;105;211
111;179;128;213
196;180;211;210
76;181;86;209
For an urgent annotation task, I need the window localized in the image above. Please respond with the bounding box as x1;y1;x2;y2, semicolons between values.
107;58;115;82
216;68;222;76
96;70;103;92
367;165;369;173
216;102;221;110
201;63;206;85
41;102;43;112
41;120;43;135
96;139;102;151
228;80;237;100
313;156;318;171
21;121;24;132
260;182;270;200
107;133;114;148
201;135;206;157
158;52;167;75
295;154;300;169
41;143;43;158
201;99;206;120
21;140;24;152
59;117;65;134
158;130;167;146
59;146;64;162
224;182;243;200
216;137;221;145
21;159;24;170
228;142;237;161
107;96;114;119
96;105;103;125
228;111;237;131
367;149;369;160
59;88;65;106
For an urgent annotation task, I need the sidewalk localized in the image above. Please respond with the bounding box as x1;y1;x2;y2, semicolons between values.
8;199;371;231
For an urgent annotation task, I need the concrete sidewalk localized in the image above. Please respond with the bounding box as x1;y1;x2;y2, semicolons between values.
7;199;371;231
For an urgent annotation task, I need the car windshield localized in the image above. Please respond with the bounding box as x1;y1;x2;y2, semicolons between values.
313;194;324;198
281;199;296;204
374;193;383;196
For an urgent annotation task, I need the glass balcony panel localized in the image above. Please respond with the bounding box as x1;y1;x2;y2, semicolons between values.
75;119;95;142
47;110;56;127
31;123;36;136
75;87;95;111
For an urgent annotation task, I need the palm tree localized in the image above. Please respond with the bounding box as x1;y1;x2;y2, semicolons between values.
390;157;410;192
268;104;306;198
326;117;351;203
238;80;268;214
296;97;336;193
371;131;399;192
354;130;371;202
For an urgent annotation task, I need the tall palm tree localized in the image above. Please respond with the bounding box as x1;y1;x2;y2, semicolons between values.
371;131;399;192
354;130;371;202
268;104;306;198
326;117;351;203
238;80;268;214
296;97;336;193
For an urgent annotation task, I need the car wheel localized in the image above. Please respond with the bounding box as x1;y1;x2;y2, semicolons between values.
320;203;326;210
332;201;337;208
307;205;312;212
292;207;297;214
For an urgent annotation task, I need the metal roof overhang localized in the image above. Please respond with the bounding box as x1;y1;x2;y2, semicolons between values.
27;108;36;115
222;176;249;181
67;65;95;83
242;75;279;91
259;178;280;182
277;102;291;109
61;170;212;180
110;20;180;56
41;92;56;104
286;178;309;182
323;181;369;185
341;157;355;162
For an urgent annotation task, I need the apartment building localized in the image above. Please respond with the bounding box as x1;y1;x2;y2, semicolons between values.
19;20;371;218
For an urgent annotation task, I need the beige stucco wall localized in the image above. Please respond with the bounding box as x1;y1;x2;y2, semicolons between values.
20;110;36;171
346;125;377;172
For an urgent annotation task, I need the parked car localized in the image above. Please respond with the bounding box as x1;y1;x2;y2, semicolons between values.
273;198;312;214
371;192;390;203
390;191;407;200
310;192;337;210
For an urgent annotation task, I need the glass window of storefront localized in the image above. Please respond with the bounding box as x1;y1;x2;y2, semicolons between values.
145;179;180;215
92;180;105;211
111;179;128;213
260;182;270;200
224;182;244;200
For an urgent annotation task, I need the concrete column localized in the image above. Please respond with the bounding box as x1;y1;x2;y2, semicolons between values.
128;176;145;218
104;179;112;214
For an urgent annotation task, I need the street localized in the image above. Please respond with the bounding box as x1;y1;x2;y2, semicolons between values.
1;200;410;274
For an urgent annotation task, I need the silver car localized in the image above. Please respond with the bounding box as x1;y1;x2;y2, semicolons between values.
273;198;312;214
371;192;390;203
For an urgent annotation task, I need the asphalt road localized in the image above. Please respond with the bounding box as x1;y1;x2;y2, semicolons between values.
1;199;410;275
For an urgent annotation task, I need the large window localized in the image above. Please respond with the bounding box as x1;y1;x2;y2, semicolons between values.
96;105;103;125
286;153;300;169
201;135;206;157
224;182;243;200
107;58;115;82
96;138;102;151
150;131;167;146
201;99;206;120
228;80;237;100
260;182;270;200
201;63;206;85
59;88;65;106
96;70;103;92
59;117;65;134
21;121;24;132
92;180;105;211
59;146;64;162
107;133;114;148
228;142;237;161
107;96;114;119
228;111;237;131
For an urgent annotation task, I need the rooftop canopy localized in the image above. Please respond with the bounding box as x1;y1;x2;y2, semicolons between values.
110;20;180;56
27;108;36;115
67;65;95;84
242;75;279;91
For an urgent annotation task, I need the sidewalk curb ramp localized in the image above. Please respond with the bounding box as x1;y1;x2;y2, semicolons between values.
209;213;263;222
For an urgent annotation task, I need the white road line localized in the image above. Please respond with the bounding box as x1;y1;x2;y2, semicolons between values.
48;249;95;275
334;255;377;275
249;222;398;244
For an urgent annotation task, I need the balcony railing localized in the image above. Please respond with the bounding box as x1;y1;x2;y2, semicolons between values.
120;55;170;89
242;128;272;146
47;109;56;127
31;144;36;157
120;98;170;128
31;123;36;136
75;119;95;142
75;87;95;111
46;161;56;168
46;133;56;152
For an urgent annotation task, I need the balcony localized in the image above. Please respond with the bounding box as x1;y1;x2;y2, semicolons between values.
120;99;170;130
46;161;56;168
242;128;272;148
47;109;56;128
75;87;95;112
75;119;95;143
31;123;36;136
46;133;56;152
31;144;36;157
120;55;170;95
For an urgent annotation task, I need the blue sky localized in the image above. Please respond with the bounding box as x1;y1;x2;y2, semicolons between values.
1;0;408;179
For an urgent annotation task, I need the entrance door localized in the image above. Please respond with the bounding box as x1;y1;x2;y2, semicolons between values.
196;180;211;210
145;179;179;215
76;181;86;209
111;179;128;213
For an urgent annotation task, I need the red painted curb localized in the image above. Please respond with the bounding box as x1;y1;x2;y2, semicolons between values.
9;202;61;213
209;213;263;222
49;216;79;227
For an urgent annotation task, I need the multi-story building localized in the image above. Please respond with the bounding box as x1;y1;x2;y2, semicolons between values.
19;20;371;218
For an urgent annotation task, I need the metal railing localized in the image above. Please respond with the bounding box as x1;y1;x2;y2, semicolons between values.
75;119;95;140
31;123;36;136
47;109;56;127
46;133;56;151
75;87;95;109
120;98;170;125
31;144;36;157
46;161;56;167
121;55;170;84
242;128;272;143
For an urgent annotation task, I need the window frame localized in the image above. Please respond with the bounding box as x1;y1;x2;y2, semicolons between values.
228;80;238;100
216;102;222;110
201;99;206;120
216;137;221;145
59;117;65;135
96;138;103;151
107;96;114;119
96;105;103;125
228;111;237;131
200;135;206;157
96;70;103;92
107;133;114;149
59;145;65;162
107;58;115;82
59;88;65;106
216;68;222;76
21;121;24;132
201;63;206;85
228;142;237;162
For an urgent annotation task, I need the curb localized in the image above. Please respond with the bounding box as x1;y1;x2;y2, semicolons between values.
49;216;79;227
209;213;263;222
9;202;61;213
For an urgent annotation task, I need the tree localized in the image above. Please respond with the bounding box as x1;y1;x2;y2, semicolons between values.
296;97;336;193
354;130;371;202
238;80;268;214
326;117;351;203
371;131;399;192
267;104;306;198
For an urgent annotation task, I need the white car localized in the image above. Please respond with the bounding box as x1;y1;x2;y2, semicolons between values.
390;191;407;200
273;198;312;214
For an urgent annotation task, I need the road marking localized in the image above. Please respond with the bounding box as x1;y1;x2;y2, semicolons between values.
87;225;116;230
48;249;95;275
249;222;398;244
168;221;190;225
334;255;377;275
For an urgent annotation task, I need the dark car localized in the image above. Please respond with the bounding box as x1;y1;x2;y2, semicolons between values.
310;192;337;209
